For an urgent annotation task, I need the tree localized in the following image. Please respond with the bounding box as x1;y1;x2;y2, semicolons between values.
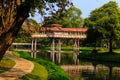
43;6;83;28
84;1;120;53
63;6;83;28
0;0;72;60
15;19;40;43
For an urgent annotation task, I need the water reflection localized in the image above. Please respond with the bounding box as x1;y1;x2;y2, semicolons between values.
61;61;120;80
37;51;120;80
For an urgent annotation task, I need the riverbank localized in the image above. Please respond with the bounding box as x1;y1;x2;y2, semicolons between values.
12;51;69;80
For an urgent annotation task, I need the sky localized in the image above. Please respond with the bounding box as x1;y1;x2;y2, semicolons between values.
32;0;120;23
72;0;120;18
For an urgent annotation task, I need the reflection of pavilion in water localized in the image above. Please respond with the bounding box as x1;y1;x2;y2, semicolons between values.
61;64;120;80
31;24;87;64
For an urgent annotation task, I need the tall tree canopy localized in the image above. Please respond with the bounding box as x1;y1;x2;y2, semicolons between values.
84;1;120;53
43;6;83;28
62;6;83;28
0;0;72;60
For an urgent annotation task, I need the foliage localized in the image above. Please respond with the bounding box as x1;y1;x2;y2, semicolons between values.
13;51;69;80
14;27;31;43
14;19;40;43
84;23;101;46
84;1;120;52
63;6;83;28
12;51;31;58
24;19;40;27
43;6;83;28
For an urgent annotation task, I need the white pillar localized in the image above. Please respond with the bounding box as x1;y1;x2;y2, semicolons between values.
57;39;61;64
51;38;55;63
77;39;80;52
31;38;34;58
34;38;37;58
77;39;80;64
73;39;77;64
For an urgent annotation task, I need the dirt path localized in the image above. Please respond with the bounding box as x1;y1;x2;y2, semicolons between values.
0;51;34;80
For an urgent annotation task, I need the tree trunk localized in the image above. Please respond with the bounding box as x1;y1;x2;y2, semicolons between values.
109;38;113;53
0;5;31;60
0;33;15;60
0;24;23;60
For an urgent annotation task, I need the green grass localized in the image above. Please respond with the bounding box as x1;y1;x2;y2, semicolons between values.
113;49;120;54
20;62;48;80
78;47;120;63
0;57;15;73
32;58;69;80
12;51;31;58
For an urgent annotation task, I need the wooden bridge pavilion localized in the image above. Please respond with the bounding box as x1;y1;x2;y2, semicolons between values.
31;24;87;64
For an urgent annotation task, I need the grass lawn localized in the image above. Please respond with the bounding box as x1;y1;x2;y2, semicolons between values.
79;47;120;63
113;49;120;54
20;62;48;80
0;57;15;73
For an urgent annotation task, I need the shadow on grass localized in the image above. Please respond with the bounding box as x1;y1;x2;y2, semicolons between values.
20;74;41;80
0;67;10;73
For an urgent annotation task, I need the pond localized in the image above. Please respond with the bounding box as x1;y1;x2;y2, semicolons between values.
61;54;120;80
37;52;120;80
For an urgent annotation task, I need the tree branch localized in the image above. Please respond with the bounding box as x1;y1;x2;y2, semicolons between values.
1;0;5;28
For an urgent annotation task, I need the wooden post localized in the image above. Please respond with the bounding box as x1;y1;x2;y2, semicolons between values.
77;39;80;53
31;38;37;58
31;38;34;58
34;38;37;58
77;39;80;64
56;39;58;63
51;38;55;63
56;39;61;64
73;39;77;64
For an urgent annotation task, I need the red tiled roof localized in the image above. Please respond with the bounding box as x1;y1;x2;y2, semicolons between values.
51;24;62;27
39;27;87;32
